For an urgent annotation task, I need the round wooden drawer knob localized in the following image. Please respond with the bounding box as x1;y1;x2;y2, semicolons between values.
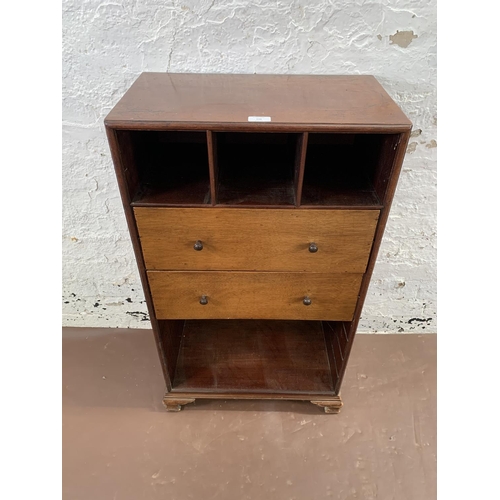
193;240;203;251
199;295;208;305
303;296;312;306
309;243;318;253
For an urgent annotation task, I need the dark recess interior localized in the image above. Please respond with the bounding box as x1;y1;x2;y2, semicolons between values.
301;133;384;206
117;130;394;208
216;132;299;206
129;131;211;205
163;319;338;395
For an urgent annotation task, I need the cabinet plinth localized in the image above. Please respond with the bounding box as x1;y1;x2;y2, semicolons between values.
105;73;411;413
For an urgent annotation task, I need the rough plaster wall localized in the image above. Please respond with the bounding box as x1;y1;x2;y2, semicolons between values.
62;0;436;333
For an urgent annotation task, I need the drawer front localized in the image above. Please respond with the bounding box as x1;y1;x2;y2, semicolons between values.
135;208;379;273
148;271;363;320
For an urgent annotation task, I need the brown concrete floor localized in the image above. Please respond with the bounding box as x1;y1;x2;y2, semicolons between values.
63;328;436;500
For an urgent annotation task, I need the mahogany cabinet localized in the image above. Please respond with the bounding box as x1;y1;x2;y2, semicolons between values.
105;73;411;413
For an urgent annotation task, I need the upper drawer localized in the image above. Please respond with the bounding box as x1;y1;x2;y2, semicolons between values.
134;208;379;273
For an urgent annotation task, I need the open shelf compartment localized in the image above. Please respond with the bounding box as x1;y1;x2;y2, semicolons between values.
159;319;348;396
301;133;395;207
116;130;211;206
115;129;399;209
215;132;300;206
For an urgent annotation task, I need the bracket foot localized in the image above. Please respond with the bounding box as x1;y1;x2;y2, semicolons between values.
311;396;343;414
162;396;196;412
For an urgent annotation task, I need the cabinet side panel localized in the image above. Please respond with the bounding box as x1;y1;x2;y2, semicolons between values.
323;321;351;387
322;321;340;382
372;134;401;203
105;125;173;390
114;130;140;201
334;130;411;393
158;320;185;383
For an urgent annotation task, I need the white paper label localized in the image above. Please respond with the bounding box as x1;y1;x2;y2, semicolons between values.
248;116;271;122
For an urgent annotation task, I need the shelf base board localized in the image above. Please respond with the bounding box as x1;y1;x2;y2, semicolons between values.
170;319;337;394
162;392;343;413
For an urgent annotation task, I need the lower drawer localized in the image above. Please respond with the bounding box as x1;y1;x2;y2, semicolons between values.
147;271;363;320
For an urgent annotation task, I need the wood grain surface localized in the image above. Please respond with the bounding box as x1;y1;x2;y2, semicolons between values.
147;271;362;320
135;207;379;273
171;320;336;394
104;74;412;129
105;73;412;405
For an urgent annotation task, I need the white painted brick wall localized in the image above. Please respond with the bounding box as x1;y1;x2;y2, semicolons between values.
62;0;436;333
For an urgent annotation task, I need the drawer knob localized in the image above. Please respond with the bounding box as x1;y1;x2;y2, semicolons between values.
303;296;312;306
309;243;318;253
193;240;203;251
199;295;208;305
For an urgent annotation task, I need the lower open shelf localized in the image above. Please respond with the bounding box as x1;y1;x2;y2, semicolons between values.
163;319;340;396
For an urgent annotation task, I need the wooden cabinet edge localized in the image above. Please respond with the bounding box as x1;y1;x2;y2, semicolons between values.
105;76;412;412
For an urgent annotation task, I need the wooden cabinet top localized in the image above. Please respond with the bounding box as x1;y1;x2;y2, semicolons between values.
104;73;411;131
